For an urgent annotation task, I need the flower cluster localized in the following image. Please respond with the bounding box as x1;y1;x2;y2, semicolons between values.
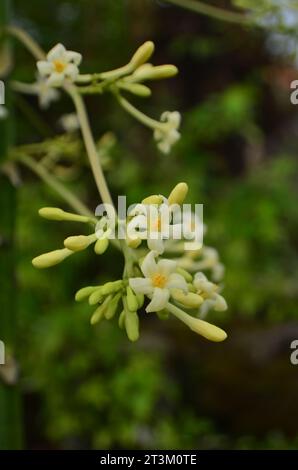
27;41;181;153
32;183;228;343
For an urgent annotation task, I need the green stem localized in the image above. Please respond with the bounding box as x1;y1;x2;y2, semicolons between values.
164;0;250;25
5;25;45;60
67;85;114;207
16;154;93;217
0;0;23;450
114;91;166;132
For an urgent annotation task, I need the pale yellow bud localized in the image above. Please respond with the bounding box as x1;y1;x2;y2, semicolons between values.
142;194;163;205
126;286;139;312
176;267;193;283
105;292;121;320
75;286;97;302
90;295;112;325
168;182;188;206
89;288;104;306
136;293;144;309
171;289;204;309
125;310;140;342
130;41;155;68
131;64;178;82
118;310;126;329
94;237;109;255
39;207;92;223
118;82;151;97
126;237;142;249
32;248;73;269
64;234;97;252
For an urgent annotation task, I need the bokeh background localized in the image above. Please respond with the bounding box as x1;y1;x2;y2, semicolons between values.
1;0;298;449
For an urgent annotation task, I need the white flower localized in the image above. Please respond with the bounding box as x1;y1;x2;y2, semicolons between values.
37;43;82;87
127;201;184;255
35;77;60;109
59;113;80;132
154;111;181;154
0;105;8;120
129;251;187;312
193;272;227;317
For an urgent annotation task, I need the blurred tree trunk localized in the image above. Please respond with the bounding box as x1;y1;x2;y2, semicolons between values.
0;0;23;449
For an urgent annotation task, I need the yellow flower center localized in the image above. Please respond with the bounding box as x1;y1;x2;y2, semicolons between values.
152;273;167;288
150;216;162;232
53;60;66;73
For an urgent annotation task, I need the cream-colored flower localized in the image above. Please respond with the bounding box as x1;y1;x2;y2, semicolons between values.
193;272;227;317
36;77;60;108
127;201;185;254
0;105;8;119
154;111;181;154
37;43;82;87
129;251;187;312
59;113;80;132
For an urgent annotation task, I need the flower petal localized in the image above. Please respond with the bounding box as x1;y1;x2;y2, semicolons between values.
129;278;153;295
47;43;66;61
47;72;65;87
147;237;164;255
65;63;79;81
37;61;53;76
140;250;158;277
146;287;169;312
157;258;177;277
65;50;82;65
167;273;188;292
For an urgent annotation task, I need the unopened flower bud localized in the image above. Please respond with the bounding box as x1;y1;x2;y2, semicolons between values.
32;248;73;269
118;82;151;97
39;207;91;223
125;309;140;342
142;194;163;205
172;289;203;309
64;233;97;252
75;286;98;302
168;182;188;206
176;267;193;283
126;236;142;249
131;64;178;82
105;292;121;320
126;286;139;312
94;237;109;255
90;295;112;325
130;41;155;68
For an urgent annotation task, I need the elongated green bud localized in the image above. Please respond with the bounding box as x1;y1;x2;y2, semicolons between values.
167;303;227;342
131;64;178;82
75;286;98;302
89;288;104;305
126;286;139;312
39;207;93;223
32;248;73;269
118;310;126;329
118;82;151;97
64;233;97;252
130;41;154;68
125;310;140;342
94;237;109;255
101;280;123;296
171;289;203;309
168;182;188;206
105;292;121;320
176;267;193;283
142;194;163;205
90;295;112;325
136;293;144;309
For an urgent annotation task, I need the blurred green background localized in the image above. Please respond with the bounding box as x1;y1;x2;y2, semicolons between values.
1;0;298;449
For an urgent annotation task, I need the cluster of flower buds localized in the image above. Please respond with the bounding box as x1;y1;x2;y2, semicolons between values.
32;182;228;342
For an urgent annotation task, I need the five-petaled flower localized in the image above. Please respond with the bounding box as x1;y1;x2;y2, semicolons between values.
129;251;187;312
37;43;82;87
194;272;227;317
154;111;181;154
